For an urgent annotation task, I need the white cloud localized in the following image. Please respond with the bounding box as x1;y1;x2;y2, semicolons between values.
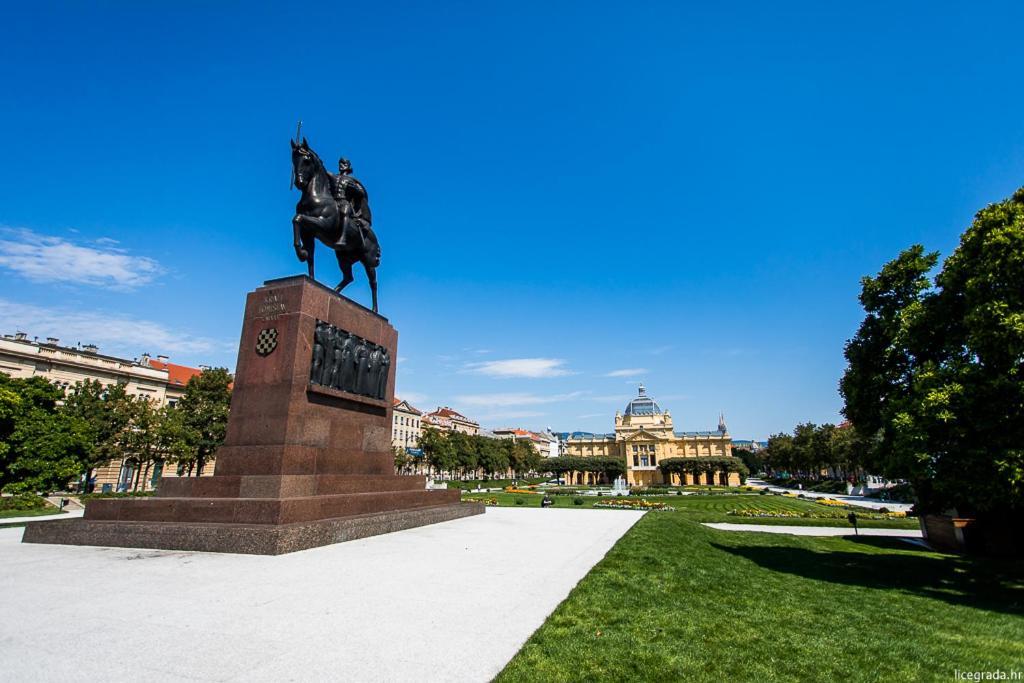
0;299;232;358
455;391;586;407
604;367;648;378
648;345;674;355
0;228;165;290
464;358;573;378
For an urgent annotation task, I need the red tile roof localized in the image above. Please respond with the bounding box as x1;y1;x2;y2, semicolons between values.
148;359;203;387
431;407;468;420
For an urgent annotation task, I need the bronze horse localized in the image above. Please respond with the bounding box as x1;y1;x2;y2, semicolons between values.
291;138;381;312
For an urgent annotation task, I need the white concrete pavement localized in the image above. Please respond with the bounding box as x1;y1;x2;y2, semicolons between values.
0;506;644;682
703;522;922;537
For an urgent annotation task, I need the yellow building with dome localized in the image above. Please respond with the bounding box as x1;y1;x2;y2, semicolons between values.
561;385;739;487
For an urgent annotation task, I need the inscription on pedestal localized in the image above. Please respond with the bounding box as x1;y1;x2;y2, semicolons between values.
258;293;287;319
310;320;391;400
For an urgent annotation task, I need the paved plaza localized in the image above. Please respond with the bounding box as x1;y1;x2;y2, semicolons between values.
745;478;915;512
1;507;643;682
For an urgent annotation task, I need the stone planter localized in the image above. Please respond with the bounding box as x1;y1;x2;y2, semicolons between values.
920;514;975;554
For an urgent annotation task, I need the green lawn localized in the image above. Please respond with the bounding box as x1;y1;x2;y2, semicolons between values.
0;507;63;519
462;492;920;529
497;513;1024;682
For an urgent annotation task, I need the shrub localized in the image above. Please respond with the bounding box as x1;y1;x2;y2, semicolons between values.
759;490;768;495
515;498;525;506
573;498;584;506
594;499;675;511
79;491;155;502
0;494;50;512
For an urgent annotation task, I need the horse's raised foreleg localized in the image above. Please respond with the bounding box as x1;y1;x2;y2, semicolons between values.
364;264;378;313
292;215;308;262
335;254;355;293
303;233;316;279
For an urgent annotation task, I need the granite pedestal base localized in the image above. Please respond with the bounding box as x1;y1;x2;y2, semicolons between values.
23;503;482;555
23;276;483;555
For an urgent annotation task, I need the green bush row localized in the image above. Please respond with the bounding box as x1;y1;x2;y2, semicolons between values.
0;494;50;512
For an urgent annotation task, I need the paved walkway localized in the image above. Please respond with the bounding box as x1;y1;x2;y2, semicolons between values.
703;522;923;537
0;509;82;525
745;478;914;512
1;507;644;682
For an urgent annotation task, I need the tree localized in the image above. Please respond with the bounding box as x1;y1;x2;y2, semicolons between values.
733;446;767;477
124;399;190;491
841;187;1024;523
393;446;413;475
658;456;748;484
543;456;625;482
420;428;456;478
0;374;90;493
763;432;796;475
474;435;508;479
61;379;134;491
176;368;232;476
508;439;541;477
154;404;192;482
448;431;478;479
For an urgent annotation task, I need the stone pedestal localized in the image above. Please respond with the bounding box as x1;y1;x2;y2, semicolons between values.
24;276;482;555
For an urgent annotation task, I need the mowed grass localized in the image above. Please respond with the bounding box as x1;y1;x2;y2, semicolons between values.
0;507;62;519
462;492;920;529
497;514;1024;682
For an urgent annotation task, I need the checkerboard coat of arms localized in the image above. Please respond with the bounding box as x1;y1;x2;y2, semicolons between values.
255;327;278;356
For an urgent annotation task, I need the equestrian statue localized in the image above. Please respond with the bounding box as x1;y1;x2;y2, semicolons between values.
291;136;382;312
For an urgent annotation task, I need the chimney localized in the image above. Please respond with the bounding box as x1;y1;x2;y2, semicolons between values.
139;353;151;365
45;337;59;345
199;364;211;371
83;344;99;354
157;355;169;363
14;331;27;341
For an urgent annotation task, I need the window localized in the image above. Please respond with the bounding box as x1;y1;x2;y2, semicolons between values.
632;454;639;467
651;455;657;466
640;456;649;467
632;445;638;453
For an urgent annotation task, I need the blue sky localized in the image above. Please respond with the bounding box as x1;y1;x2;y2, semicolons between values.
1;2;1022;438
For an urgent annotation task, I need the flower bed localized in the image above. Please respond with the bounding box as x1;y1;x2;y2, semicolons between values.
594;499;675;511
505;487;542;495
727;508;903;521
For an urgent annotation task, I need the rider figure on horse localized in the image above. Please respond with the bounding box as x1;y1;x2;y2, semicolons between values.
332;157;372;250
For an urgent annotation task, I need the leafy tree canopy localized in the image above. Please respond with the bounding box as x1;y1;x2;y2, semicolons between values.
0;374;90;493
175;368;232;475
841;187;1024;517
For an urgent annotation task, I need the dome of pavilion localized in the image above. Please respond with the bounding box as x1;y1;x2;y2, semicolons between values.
624;384;662;416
